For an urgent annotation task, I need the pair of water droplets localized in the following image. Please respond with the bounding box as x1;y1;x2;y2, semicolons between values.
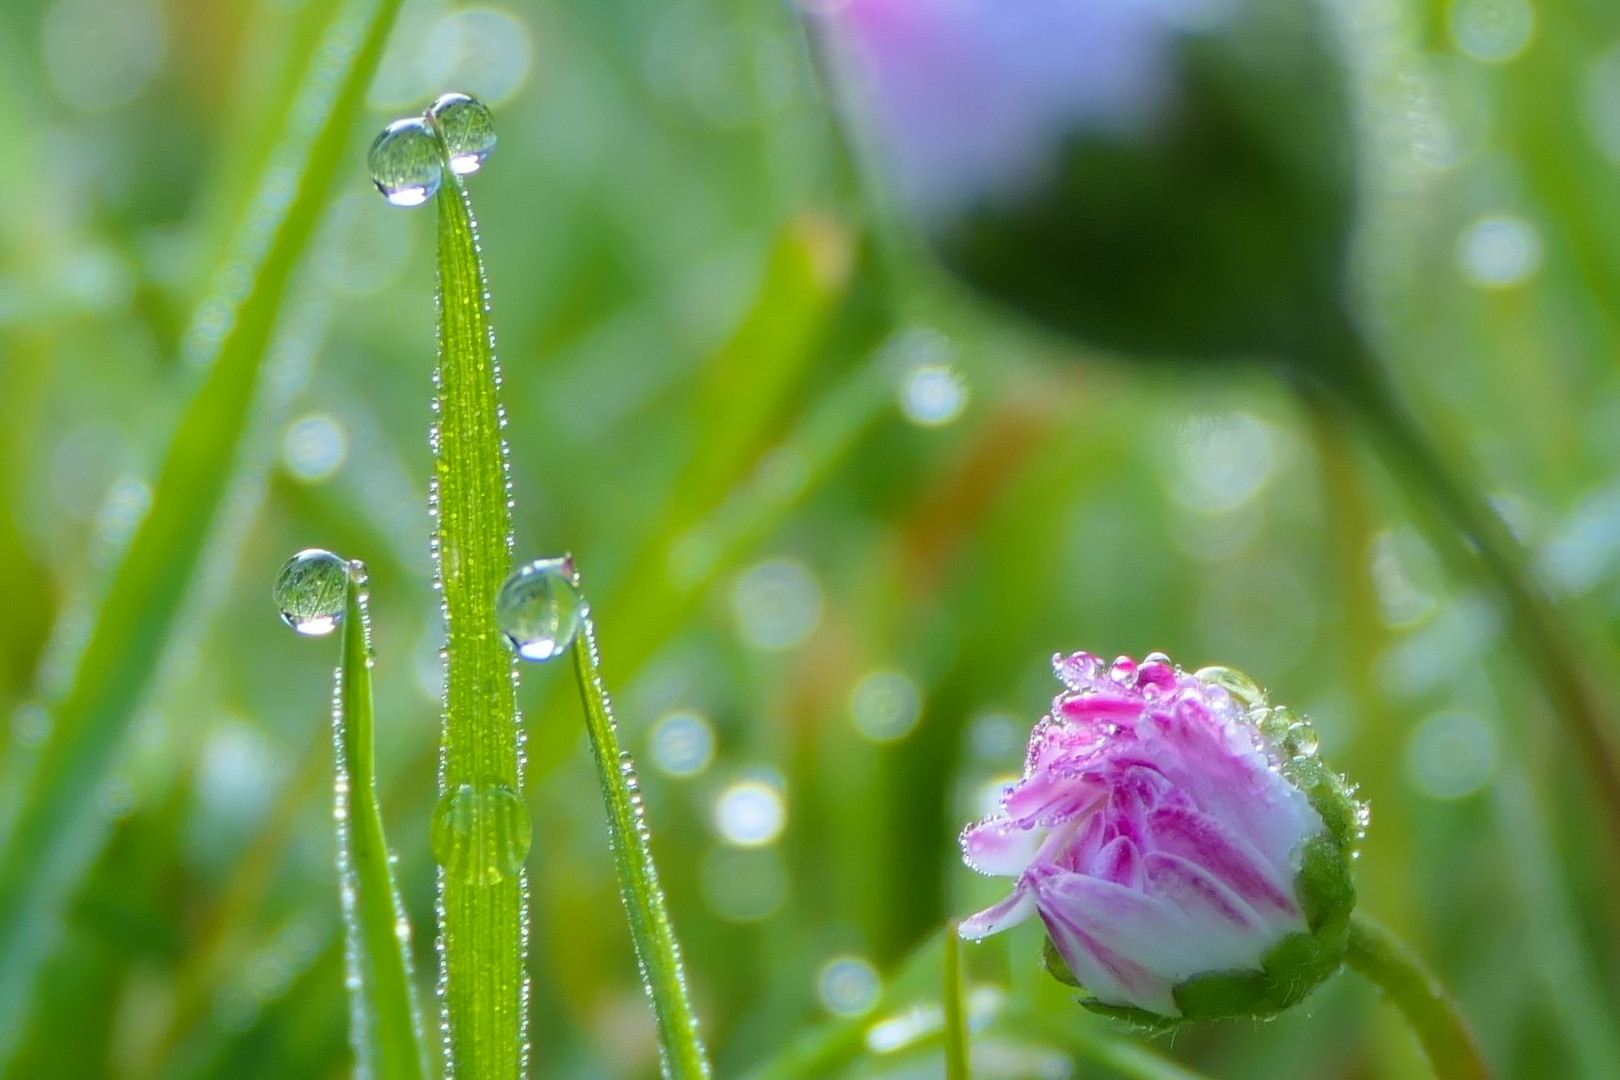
273;551;583;884
369;91;497;208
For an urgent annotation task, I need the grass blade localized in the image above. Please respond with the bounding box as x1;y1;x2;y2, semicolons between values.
335;561;431;1080
570;573;712;1079
0;0;403;1056
430;159;527;1078
943;922;971;1080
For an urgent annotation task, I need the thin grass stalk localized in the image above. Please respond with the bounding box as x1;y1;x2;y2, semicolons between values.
429;163;526;1077
943;922;972;1080
334;562;432;1080
569;576;711;1079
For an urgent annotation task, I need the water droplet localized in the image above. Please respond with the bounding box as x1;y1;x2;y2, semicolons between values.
817;955;882;1017
496;557;583;661
273;549;349;636
1193;665;1266;709
650;710;716;777
368;116;443;207
430;781;532;885
1285;721;1320;757
849;670;923;743
426;91;497;175
714;779;786;847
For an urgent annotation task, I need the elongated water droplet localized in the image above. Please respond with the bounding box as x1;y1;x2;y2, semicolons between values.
496;557;583;662
368;116;442;207
274;548;349;636
1194;664;1266;709
427;91;496;176
1285;721;1320;757
430;782;531;885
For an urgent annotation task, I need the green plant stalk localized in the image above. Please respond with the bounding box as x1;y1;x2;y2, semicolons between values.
0;0;402;1058
335;564;431;1080
431;168;526;1079
1307;327;1620;868
570;588;711;1079
1345;913;1491;1080
942;923;971;1080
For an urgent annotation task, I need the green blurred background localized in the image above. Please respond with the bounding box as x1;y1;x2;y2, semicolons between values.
1;0;1619;1077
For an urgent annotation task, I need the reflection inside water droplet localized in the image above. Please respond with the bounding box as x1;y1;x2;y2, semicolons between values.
427;91;497;175
273;548;349;636
368;116;443;207
496;557;583;661
430;781;532;885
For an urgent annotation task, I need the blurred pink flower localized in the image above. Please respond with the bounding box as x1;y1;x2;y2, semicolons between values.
960;651;1352;1019
805;0;1222;219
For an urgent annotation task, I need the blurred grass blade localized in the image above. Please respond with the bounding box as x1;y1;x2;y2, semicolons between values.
431;161;527;1077
570;575;712;1079
334;562;431;1080
943;922;971;1080
0;0;402;1056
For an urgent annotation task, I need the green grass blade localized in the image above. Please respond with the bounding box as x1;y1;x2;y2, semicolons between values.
431;167;527;1079
943;923;971;1080
0;0;403;1056
335;562;432;1080
570;579;711;1080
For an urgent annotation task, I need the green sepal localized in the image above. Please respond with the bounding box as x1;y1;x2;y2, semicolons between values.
1077;998;1180;1032
1042;935;1082;989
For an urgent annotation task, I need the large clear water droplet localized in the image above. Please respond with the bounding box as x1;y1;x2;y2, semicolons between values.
496;557;583;662
1193;665;1266;710
273;548;349;636
427;91;496;176
430;781;531;885
368;116;442;207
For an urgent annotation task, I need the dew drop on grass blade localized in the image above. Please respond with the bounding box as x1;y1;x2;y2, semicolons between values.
274;549;431;1080
497;557;713;1079
371;91;527;1078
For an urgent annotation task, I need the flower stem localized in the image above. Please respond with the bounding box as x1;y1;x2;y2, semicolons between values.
1307;324;1620;869
1344;912;1491;1080
569;576;711;1079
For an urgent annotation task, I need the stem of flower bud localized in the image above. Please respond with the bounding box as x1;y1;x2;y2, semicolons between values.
1300;321;1620;877
1344;912;1491;1080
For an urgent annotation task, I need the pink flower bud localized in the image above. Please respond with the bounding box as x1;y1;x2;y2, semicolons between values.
960;652;1361;1023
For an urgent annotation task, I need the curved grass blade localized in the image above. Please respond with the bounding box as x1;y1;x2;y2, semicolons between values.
570;571;711;1079
943;922;971;1080
429;154;527;1079
335;561;432;1080
0;0;403;1056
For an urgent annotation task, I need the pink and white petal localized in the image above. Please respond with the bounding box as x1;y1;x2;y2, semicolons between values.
1041;904;1178;1016
1086;834;1144;890
1027;867;1193;980
961;820;1046;877
1142;852;1277;974
1146;805;1299;919
959;887;1039;940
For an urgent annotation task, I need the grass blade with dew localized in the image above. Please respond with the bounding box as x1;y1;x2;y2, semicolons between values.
0;0;403;1057
373;92;529;1078
271;547;430;1080
331;557;433;1080
494;557;712;1077
943;922;971;1080
568;564;712;1078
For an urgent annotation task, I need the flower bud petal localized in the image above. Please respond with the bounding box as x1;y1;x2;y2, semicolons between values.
956;652;1360;1022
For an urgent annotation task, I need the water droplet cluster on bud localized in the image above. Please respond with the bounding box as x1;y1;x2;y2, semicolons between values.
368;92;496;207
496;557;583;662
273;548;350;636
430;782;532;886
